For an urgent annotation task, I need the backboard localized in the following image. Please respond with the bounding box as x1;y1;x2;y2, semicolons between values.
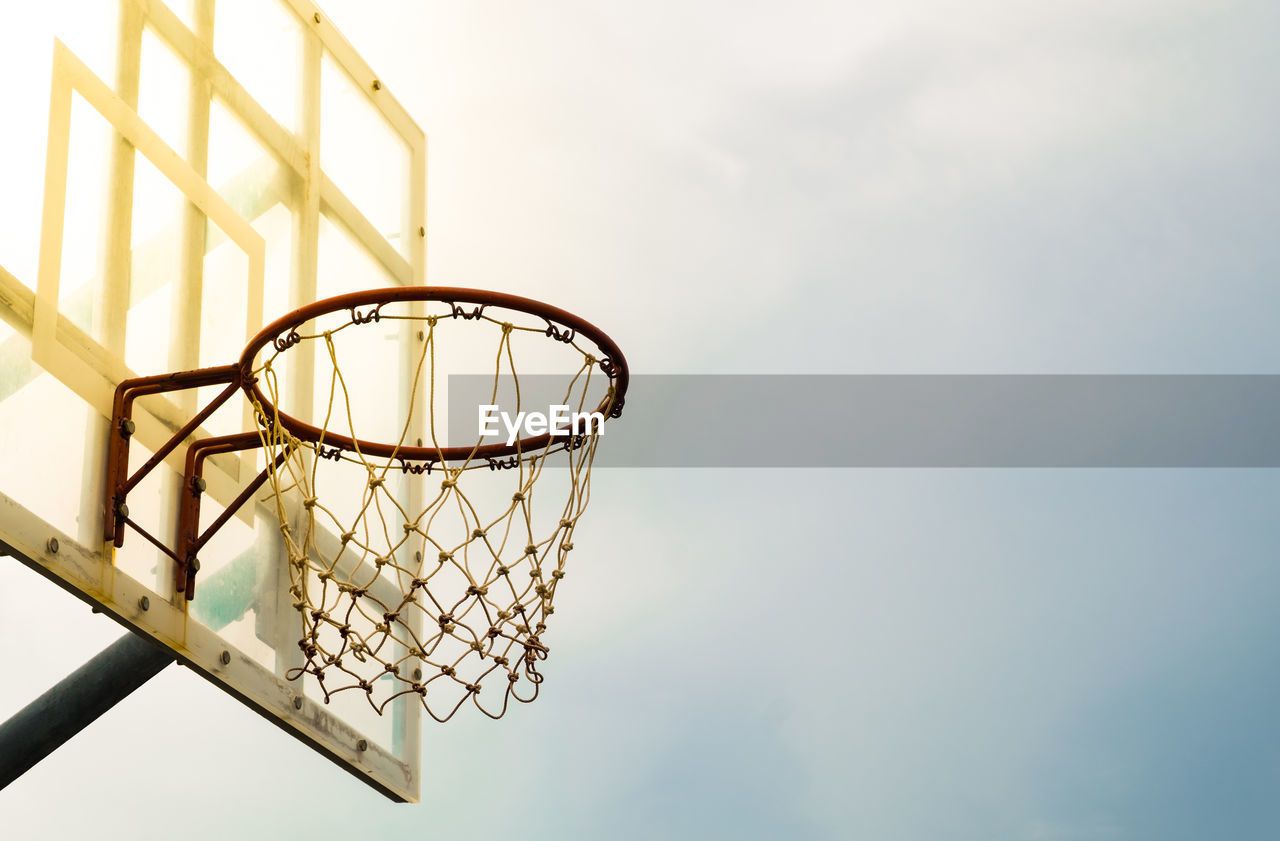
0;0;426;801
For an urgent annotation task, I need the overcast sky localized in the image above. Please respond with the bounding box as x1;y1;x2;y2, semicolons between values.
3;1;1280;838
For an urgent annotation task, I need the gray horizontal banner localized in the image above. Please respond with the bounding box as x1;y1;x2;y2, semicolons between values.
446;375;1280;467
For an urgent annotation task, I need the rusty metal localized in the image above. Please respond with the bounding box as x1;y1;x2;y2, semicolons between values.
238;287;629;465
103;364;242;546
176;433;292;599
102;286;629;601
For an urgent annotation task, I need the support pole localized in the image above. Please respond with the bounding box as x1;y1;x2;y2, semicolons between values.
0;632;172;790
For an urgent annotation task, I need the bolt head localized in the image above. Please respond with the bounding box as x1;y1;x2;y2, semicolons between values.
46;537;59;554
191;476;207;494
293;697;303;710
357;739;368;752
119;418;136;437
138;596;150;611
220;650;231;665
115;502;129;519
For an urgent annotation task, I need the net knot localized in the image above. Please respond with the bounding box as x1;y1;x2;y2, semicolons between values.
368;476;385;489
551;569;565;580
512;492;525;502
303;497;318;509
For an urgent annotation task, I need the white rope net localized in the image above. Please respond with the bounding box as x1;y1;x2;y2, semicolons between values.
248;300;619;721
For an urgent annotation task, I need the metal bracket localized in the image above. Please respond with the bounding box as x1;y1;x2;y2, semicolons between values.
103;365;275;600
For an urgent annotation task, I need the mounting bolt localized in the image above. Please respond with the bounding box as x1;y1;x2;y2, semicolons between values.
190;558;201;573
418;226;425;237
416;438;423;447
220;650;231;665
357;739;368;752
191;476;207;494
417;330;424;341
115;502;129;520
413;668;422;680
414;550;422;562
119;418;136;437
293;697;303;710
46;537;59;554
138;596;150;611
313;11;321;23
371;79;381;92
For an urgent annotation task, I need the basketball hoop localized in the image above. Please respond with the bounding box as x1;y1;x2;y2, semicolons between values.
104;287;628;720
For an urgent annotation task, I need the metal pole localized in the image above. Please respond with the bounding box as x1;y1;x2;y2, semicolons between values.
0;632;172;790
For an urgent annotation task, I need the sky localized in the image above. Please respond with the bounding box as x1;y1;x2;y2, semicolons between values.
3;0;1280;838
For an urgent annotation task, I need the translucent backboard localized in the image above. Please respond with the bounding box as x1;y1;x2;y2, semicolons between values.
0;0;426;801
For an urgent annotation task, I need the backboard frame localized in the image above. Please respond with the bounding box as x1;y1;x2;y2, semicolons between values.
0;0;427;802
